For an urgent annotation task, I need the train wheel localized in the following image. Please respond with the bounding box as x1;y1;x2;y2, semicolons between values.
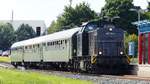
11;62;18;68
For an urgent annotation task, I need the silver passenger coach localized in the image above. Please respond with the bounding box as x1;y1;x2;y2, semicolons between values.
11;28;80;67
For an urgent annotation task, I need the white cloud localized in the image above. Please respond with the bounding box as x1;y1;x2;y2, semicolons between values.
133;0;148;9
0;0;148;26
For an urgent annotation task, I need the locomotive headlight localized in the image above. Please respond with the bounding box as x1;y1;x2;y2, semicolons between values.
120;51;123;55
109;28;112;31
99;51;102;55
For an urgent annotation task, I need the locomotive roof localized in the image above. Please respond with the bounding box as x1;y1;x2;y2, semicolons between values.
11;27;80;48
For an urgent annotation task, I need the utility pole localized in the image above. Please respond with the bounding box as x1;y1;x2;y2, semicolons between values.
147;0;150;11
11;10;14;22
69;0;72;7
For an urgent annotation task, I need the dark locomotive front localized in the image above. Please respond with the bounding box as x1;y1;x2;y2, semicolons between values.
76;21;129;72
88;24;129;66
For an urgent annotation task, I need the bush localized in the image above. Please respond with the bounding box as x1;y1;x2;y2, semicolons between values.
125;33;138;57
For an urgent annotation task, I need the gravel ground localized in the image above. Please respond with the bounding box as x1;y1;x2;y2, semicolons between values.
0;62;14;69
37;70;150;84
0;62;150;84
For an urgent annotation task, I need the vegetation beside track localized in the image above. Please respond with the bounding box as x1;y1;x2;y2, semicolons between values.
0;56;10;63
0;68;93;84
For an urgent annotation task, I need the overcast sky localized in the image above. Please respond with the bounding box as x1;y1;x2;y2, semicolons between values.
0;0;148;27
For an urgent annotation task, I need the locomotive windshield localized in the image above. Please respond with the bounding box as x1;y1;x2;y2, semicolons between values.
80;24;98;33
85;24;98;31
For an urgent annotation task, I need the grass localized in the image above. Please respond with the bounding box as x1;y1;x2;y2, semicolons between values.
0;56;10;63
0;68;93;84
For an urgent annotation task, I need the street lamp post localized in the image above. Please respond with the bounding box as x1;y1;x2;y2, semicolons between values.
129;8;141;22
130;8;148;22
130;8;148;63
129;8;141;63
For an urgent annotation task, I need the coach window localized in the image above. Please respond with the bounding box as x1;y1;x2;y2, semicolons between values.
29;45;32;49
65;40;67;44
37;44;40;48
47;42;49;46
55;41;57;47
47;42;48;46
55;41;57;45
25;46;28;50
33;45;35;52
43;43;46;46
51;42;53;46
47;42;50;46
56;41;58;45
33;45;35;48
52;42;54;45
50;42;52;46
60;40;62;45
28;46;30;50
49;42;50;46
58;41;60;45
62;40;64;44
50;42;52;45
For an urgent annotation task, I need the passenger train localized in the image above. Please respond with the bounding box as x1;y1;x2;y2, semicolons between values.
10;20;130;73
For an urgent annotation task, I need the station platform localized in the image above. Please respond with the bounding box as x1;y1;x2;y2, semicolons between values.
138;64;150;77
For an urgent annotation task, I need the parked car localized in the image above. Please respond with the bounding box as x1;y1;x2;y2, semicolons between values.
2;50;10;56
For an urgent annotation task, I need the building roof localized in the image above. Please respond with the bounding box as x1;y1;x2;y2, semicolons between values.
133;20;150;34
11;27;80;48
0;20;47;34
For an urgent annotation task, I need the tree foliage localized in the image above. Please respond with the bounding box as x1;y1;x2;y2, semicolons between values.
48;2;97;34
15;24;36;41
144;2;150;19
101;0;139;34
0;23;15;50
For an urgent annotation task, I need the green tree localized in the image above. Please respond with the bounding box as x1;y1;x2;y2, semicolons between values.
15;24;36;41
0;23;15;50
101;0;139;34
147;1;150;12
48;21;61;34
48;2;97;33
144;1;150;19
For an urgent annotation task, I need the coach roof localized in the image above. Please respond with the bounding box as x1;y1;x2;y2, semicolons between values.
11;27;80;48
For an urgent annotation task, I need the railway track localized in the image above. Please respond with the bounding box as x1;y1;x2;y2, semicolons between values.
0;62;14;69
29;69;150;84
0;62;150;84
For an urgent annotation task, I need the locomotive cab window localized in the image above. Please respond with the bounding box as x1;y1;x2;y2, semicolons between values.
84;24;98;32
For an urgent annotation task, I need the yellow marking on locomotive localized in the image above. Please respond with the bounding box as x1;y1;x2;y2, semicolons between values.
91;56;96;64
123;50;130;64
126;55;131;64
